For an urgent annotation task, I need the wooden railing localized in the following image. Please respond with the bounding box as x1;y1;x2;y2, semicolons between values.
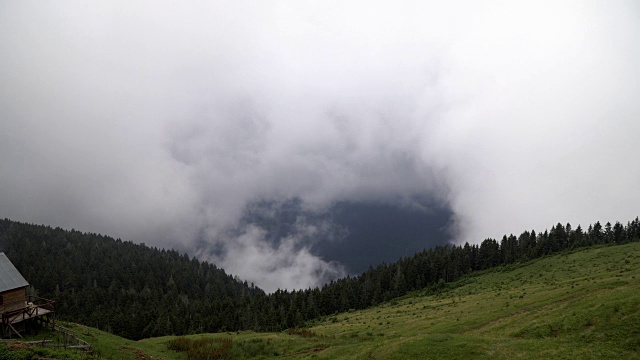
9;324;93;353
50;323;93;352
1;295;56;338
27;295;55;313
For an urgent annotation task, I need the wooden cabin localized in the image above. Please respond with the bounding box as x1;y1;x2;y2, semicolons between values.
0;252;55;338
0;253;29;313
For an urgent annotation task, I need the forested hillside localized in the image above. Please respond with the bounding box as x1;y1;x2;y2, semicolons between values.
1;217;639;341
0;220;263;339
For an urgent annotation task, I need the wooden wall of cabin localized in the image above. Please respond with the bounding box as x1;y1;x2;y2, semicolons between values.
0;287;27;313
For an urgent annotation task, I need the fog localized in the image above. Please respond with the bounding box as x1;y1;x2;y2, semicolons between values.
1;1;639;291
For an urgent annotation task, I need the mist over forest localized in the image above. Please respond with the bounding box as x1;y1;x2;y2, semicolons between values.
1;0;639;292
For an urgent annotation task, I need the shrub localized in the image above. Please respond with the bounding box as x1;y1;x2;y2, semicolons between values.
167;337;233;360
287;328;318;338
167;336;193;351
188;338;232;360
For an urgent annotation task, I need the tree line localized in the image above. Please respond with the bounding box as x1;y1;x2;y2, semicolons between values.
0;217;638;340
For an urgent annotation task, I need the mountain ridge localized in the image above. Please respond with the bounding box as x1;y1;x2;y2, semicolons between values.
0;216;638;341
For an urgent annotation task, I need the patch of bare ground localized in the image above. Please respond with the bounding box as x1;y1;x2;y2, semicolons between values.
7;342;29;350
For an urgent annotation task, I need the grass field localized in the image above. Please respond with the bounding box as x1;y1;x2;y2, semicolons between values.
5;242;640;359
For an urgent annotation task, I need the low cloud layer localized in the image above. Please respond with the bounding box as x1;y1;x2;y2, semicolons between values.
1;1;639;292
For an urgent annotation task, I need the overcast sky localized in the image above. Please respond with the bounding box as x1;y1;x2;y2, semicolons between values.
1;1;639;292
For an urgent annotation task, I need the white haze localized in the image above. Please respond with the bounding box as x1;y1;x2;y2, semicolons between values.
1;1;639;292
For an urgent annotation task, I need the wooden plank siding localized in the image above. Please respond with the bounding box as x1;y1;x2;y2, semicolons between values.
0;287;27;313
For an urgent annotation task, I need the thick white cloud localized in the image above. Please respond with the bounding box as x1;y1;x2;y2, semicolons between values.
197;224;345;293
422;1;640;242
1;1;639;290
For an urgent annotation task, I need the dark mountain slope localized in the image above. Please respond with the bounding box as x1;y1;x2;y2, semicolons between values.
0;219;263;339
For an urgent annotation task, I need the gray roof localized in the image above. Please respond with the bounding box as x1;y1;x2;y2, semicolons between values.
0;253;29;293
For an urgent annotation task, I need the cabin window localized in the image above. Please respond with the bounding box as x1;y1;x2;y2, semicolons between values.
0;295;3;306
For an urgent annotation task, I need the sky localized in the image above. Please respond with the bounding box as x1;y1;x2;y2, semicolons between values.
1;1;639;292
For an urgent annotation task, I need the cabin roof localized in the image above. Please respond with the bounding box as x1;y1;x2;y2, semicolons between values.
0;253;29;293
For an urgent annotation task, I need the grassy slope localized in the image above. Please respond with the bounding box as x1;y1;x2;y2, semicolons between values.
304;242;640;359
31;242;640;359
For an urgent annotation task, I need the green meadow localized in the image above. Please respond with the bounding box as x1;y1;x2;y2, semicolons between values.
4;242;640;359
